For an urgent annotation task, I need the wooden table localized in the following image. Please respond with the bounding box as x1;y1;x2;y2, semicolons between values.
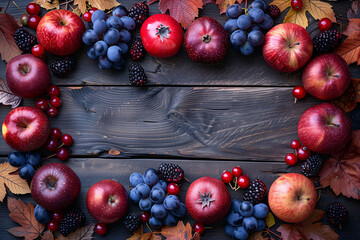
0;0;359;239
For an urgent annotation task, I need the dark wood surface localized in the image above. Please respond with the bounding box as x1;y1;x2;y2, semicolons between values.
0;0;359;239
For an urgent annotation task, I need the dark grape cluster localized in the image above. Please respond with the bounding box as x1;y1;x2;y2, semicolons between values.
8;151;41;179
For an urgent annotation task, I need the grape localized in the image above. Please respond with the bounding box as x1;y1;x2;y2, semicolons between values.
119;29;131;43
117;42;129;54
163;212;177;226
249;23;262;32
91;10;106;23
247;30;264;47
240;41;254;55
226;4;242;19
113;6;128;18
135;183;151;198
253;203;269;218
242;216;258;232
251;0;266;10
230;30;246;47
94;40;108;57
232;226;248;240
227;211;243;227
98;56;112;70
104;28;120;45
258;14;273;30
87;46;98;60
82;29;99;45
237;15;251;30
225;224;235;236
256;219;266;231
93;19;108;35
121;16;136;31
112;58;125;70
248;8;264;23
107;45;123;63
224;19;239;33
139;197;152;211
106;16;123;30
129;172;144;187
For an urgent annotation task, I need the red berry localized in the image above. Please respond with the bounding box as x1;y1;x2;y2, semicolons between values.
20;14;29;26
27;15;41;30
221;170;233;184
293;86;306;102
52;211;64;222
61;134;73;146
291;140;301;149
232;166;242;178
318;18;332;32
193;222;205;235
140;212;150;222
50;96;61;107
88;7;98;14
167;183;180;195
47;107;58;117
291;0;303;11
50;128;62;139
35;98;49;111
237;175;250;189
31;44;45;57
82;12;92;22
285;153;298;165
46;138;59;152
26;3;40;15
47;85;60;97
57;147;70;161
297;146;311;161
94;222;107;236
47;220;58;232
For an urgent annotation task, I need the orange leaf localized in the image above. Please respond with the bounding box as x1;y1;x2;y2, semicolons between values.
332;78;360;112
7;197;45;240
56;223;95;240
159;0;203;28
73;0;120;14
34;0;60;10
127;225;156;240
216;0;242;14
158;221;194;240
347;0;360;19
342;19;360;38
0;13;21;63
41;230;54;240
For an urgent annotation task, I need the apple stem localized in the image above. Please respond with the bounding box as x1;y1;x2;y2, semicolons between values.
289;42;300;48
327;122;339;127
18;64;28;74
46;176;56;189
12;1;27;15
297;197;310;201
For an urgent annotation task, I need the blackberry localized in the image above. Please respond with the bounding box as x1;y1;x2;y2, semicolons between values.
326;202;348;227
123;213;140;232
50;56;76;78
313;30;341;54
243;179;266;205
59;208;85;236
268;5;280;18
130;37;145;61
128;1;149;26
157;163;184;183
129;63;147;86
14;27;37;53
301;154;323;177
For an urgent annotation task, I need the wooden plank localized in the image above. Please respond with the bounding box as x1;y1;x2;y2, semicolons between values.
0;86;322;160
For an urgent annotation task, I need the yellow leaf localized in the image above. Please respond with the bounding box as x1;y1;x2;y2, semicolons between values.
34;0;60;10
74;0;120;15
265;212;275;228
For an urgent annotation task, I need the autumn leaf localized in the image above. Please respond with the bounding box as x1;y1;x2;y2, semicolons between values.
7;197;45;240
270;0;336;29
42;230;54;240
347;0;360;19
216;0;242;14
319;130;360;199
74;0;120;14
332;78;360;112
127;225;157;240
248;232;269;240
277;209;339;240
156;221;194;240
34;0;60;10
56;223;95;240
265;212;275;228
0;13;21;63
0;77;22;108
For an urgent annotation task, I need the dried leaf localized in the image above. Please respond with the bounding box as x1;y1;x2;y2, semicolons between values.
34;0;60;10
7;197;45;240
216;0;242;14
248;232;268;240
319;130;360;199
127;225;156;240
159;0;203;28
0;77;22;108
0;13;21;63
74;0;120;15
270;0;336;29
56;223;95;240
42;230;54;240
277;209;339;240
108;149;121;155
72;6;82;16
332;78;360;112
347;0;360;19
191;232;201;240
265;212;275;228
157;221;193;240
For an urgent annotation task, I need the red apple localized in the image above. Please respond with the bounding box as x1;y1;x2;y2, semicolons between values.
31;163;81;211
2;107;50;152
268;173;317;223
298;103;352;155
302;53;351;100
262;23;313;72
37;9;85;56
6;54;50;98
86;179;129;224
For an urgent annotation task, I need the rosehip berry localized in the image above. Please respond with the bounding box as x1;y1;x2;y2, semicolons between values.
232;166;242;178
52;211;64;222
27;15;41;30
57;147;70;161
26;3;40;15
285;153;298;165
82;12;92;22
297;146;311;161
167;183;180;195
94;222;107;236
291;140;301;149
221;170;233;184
47;85;60;97
237;175;250;189
47;107;58;117
35;98;49;111
293;86;306;102
31;44;45;57
50;96;61;108
47;220;58;232
46;138;60;152
50;128;62;139
318;18;332;32
193;222;205;235
291;0;303;11
61;134;73;146
20;14;29;26
140;212;150;222
88;7;98;14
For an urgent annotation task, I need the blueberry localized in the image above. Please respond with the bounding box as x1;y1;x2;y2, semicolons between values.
129;188;141;203
253;203;269;219
232;226;248;240
242;216;258;232
163;195;180;211
237;15;251;30
239;201;254;217
170;202;186;217
163;212;178;226
135;183;151;198
150;187;165;203
153;180;167;192
25;152;41;167
129;172;144;187
139;197;153;211
19;164;35;179
256;219;266;231
227;210;243;227
231;199;242;212
151;203;168;219
143;168;159;186
148;217;163;228
34;205;51;224
224;224;235;236
8;151;26;167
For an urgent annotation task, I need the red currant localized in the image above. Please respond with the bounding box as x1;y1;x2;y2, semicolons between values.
20;14;29;26
318;18;332;32
232;166;242;178
193;222;205;235
50;128;62;139
52;211;64;222
47;220;58;232
94;222;107;235
88;7;98;14
82;12;92;22
61;134;73;146
291;140;301;149
291;0;303;11
47;107;58;117
57;147;70;161
297;146;311;161
27;15;41;30
221;170;233;184
167;183;180;195
237;175;250;189
285;153;298;165
140;212;150;222
35;98;49;111
26;3;40;15
31;44;45;57
50;96;61;108
47;85;60;97
293;86;306;102
46;137;59;152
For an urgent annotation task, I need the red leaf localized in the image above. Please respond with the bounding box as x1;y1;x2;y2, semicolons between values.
216;0;242;14
0;13;21;63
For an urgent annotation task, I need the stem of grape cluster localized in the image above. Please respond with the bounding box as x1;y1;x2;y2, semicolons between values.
12;1;27;15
